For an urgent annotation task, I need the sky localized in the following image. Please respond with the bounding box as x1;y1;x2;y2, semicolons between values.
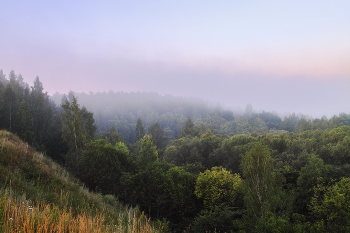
1;0;350;118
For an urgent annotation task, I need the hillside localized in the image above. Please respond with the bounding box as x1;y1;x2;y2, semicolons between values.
0;130;163;232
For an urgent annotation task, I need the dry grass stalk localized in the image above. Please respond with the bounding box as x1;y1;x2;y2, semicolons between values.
1;195;161;233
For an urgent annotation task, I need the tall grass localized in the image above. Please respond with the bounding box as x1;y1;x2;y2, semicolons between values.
0;130;163;232
0;190;160;232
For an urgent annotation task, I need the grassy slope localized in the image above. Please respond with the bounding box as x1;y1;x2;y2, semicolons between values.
0;130;162;232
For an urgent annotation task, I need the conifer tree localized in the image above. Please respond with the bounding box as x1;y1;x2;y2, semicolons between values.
0;81;5;128
180;117;196;137
148;122;167;149
134;117;145;142
3;84;18;131
18;99;33;143
0;69;7;86
139;135;158;166
31;77;52;145
81;106;97;141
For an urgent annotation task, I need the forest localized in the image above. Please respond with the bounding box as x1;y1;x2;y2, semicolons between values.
1;69;350;232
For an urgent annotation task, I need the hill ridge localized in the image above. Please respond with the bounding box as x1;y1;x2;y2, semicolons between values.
0;130;162;232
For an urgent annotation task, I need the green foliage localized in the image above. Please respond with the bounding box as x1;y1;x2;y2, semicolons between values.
329;115;344;129
252;117;269;134
242;143;289;226
134;117;145;142
297;155;328;190
79;139;131;194
80;106;97;141
257;111;282;130
164;136;202;166
148;122;168;150
195;166;242;210
180;117;197;137
309;177;350;232
3;83;18;132
239;211;291;233
60;94;97;173
338;113;350;126
295;154;328;214
242;143;274;218
191;207;240;233
96;126;123;145
165;167;197;221
181;162;206;175
120;160;172;219
211;134;257;173
17;99;33;143
164;129;222;169
295;117;312;133
139;135;159;166
281;113;300;132
30;76;54;149
234;116;252;134
61;95;88;153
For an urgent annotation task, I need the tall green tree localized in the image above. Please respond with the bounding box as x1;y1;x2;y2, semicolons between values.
180;117;196;137
17;99;33;143
0;81;5;129
120;160;172;219
165;167;198;225
134;117;145;141
80;139;131;194
0;69;7;86
295;154;328;214
61;95;90;172
3;84;18;131
80;106;97;141
148;122;167;150
61;95;87;153
139;135;158;166
120;136;173;219
30;77;53;147
241;143;288;229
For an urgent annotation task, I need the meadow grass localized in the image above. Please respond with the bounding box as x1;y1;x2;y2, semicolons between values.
0;130;163;232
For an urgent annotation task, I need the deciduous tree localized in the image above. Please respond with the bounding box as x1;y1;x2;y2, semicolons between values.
195;166;242;210
242;143;288;226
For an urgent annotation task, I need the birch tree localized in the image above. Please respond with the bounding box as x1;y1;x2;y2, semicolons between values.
61;95;87;153
242;143;287;226
61;95;88;172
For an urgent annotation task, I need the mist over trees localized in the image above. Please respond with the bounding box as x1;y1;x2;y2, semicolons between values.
51;90;350;146
2;69;350;232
